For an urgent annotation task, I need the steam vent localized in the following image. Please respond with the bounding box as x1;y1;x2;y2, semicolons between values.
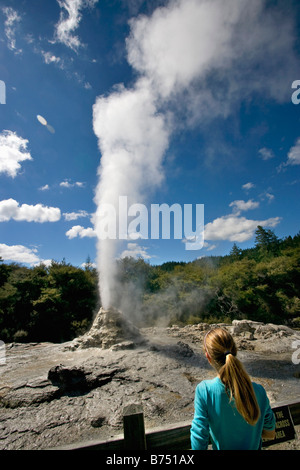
67;307;144;350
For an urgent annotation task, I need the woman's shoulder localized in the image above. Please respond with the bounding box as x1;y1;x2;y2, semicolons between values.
252;381;269;401
252;381;266;393
197;377;222;391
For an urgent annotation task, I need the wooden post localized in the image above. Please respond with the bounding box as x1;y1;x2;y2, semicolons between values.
123;403;147;450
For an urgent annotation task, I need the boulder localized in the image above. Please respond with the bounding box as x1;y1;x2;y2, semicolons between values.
231;319;263;336
47;364;120;392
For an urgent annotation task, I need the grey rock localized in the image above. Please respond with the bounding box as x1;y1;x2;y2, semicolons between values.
176;341;195;357
47;364;120;392
0;319;299;450
111;341;136;351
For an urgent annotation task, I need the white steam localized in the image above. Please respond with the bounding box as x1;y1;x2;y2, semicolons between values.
93;81;169;308
92;0;299;309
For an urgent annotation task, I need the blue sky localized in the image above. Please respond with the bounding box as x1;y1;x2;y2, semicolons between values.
1;0;300;271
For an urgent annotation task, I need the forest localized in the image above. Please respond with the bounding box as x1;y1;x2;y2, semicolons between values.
0;226;299;343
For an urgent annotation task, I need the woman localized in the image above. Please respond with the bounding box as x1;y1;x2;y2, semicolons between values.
190;327;276;450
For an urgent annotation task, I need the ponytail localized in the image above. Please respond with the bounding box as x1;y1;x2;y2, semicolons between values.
204;328;260;426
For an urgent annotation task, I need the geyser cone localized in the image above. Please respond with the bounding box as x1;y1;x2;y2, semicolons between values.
68;307;144;350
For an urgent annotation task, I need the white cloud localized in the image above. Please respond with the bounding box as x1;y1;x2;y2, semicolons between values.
287;138;300;166
206;244;217;252
60;180;84;188
205;215;281;243
0;243;40;264
81;260;96;269
66;225;96;239
63;210;89;221
242;182;255;191
41;51;61;65
0;199;61;223
39;184;50;191
0;130;32;178
54;0;98;51
0;243;38;265
119;242;151;260
203;241;217;252
260;191;275;203
265;193;275;202
2;6;22;53
0;243;52;266
258;147;274;160
229;199;259;215
277;138;300;172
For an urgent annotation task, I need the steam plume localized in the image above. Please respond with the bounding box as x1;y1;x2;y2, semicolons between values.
93;80;169;308
92;0;299;310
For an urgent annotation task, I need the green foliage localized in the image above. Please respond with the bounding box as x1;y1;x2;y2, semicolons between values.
0;228;299;343
254;225;280;258
0;260;99;343
229;243;242;260
134;229;300;327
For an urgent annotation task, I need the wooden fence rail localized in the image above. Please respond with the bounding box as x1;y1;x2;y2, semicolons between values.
50;398;300;451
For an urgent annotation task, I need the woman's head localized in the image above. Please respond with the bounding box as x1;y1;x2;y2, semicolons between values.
204;327;237;369
203;327;260;426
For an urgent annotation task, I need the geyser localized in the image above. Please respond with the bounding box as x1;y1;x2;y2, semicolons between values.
67;306;144;350
92;81;170;310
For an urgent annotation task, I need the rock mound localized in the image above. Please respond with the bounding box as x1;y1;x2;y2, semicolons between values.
164;319;300;354
66;307;145;350
230;319;299;353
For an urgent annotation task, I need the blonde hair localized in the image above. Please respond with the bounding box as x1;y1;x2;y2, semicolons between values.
204;327;260;426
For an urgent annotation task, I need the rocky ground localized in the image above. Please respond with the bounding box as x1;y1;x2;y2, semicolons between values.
0;318;299;451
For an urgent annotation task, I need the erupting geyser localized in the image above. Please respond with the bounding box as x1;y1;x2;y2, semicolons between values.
67;306;144;350
92;81;170;313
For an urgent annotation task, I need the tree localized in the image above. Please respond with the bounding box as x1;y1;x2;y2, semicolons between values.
0;257;11;287
230;243;242;260
255;226;279;257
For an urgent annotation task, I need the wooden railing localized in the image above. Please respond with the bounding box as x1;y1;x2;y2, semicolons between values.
49;398;299;451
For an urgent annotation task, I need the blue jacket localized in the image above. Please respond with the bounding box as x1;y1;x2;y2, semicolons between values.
190;377;275;450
